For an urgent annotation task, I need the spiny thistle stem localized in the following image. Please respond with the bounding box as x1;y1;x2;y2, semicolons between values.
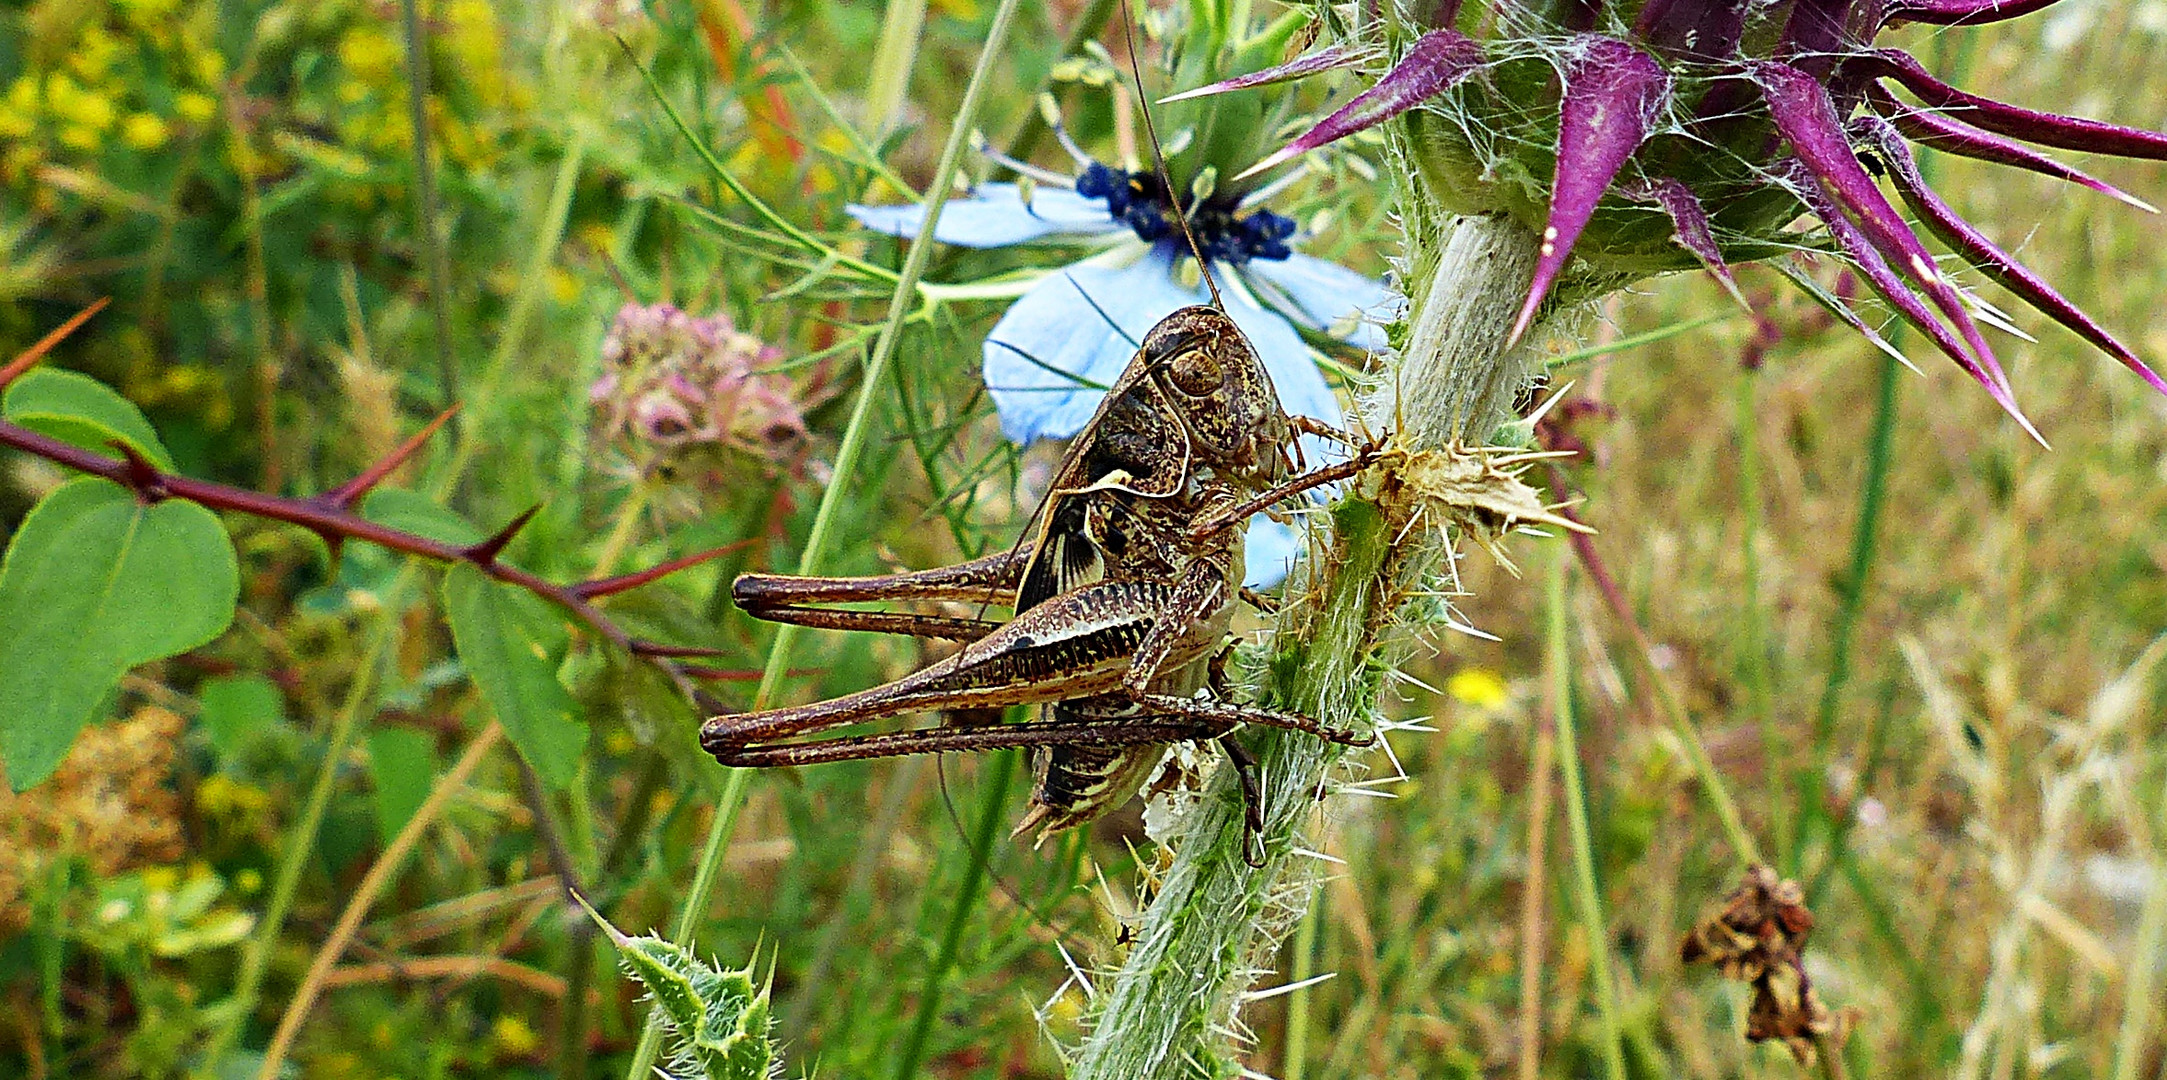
1072;214;1549;1077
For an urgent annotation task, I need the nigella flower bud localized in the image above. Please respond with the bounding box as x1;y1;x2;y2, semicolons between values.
1201;0;2167;437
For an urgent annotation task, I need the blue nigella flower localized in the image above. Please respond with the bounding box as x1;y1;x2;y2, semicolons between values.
847;146;1399;587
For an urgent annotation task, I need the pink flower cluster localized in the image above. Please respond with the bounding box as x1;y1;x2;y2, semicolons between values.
590;303;807;467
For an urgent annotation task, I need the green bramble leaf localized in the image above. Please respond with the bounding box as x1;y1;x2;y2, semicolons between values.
368;726;439;843
574;894;781;1080
2;369;176;471
197;674;286;758
0;478;238;790
442;563;587;788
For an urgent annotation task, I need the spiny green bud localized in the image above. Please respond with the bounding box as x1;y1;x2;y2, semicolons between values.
579;894;781;1080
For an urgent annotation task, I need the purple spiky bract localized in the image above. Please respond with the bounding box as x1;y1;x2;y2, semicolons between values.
1162;44;1367;104
1859;50;2167;161
1885;0;2062;25
1204;0;2167;425
1511;37;1671;344
1866;86;2158;212
1759;61;2008;392
1855;116;2167;397
1626;177;1742;300
1236;29;1482;181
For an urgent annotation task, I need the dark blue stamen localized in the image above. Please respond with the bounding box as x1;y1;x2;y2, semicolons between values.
1074;162;1294;266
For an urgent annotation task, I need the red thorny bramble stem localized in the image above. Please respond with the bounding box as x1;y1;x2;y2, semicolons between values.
0;302;754;704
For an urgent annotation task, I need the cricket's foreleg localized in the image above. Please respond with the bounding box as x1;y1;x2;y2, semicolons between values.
710;716;1220;767
1188;450;1378;542
1289;415;1363;449
1126;691;1371;747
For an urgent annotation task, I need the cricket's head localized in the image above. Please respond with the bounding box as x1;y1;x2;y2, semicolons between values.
1140;305;1294;482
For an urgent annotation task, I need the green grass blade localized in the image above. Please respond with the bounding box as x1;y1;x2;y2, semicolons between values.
1549;544;1628;1080
622;1;1030;1073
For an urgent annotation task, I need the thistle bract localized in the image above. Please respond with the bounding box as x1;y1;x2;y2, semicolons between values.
1211;0;2167;435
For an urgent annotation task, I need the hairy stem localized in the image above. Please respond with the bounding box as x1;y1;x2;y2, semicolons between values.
1071;214;1546;1077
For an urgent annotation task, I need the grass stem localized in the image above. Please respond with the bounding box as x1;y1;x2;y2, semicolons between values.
863;0;928;136
1515;690;1558;1080
1735;366;1786;869
1548;545;1628;1080
1801;350;1900;875
201;580;405;1069
400;0;461;418
891;750;1017;1080
620;1;1027;1073
1283;887;1321;1080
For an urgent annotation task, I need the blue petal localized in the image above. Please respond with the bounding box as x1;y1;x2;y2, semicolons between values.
983;251;1348;446
982;254;1196;443
1242;517;1305;590
983;253;1342;587
846;184;1121;248
1241;253;1403;353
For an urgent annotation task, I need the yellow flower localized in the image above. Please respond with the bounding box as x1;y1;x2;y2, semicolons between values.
44;73;115;132
69;26;123;81
2;143;43;183
121;113;170;151
175;91;217;124
547;266;580;305
337;27;401;88
195;774;273;821
491;1014;540;1058
444;0;507;105
1446;668;1511;711
59;125;100;151
190;43;226;85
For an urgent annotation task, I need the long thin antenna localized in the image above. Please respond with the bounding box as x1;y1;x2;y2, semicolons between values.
1119;2;1225;311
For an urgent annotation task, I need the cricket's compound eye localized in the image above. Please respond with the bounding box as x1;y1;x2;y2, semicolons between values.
1166;348;1220;396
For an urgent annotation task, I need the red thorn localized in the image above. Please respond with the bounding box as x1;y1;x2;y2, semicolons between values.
464;505;541;566
2;298;111;388
109;439;169;500
681;665;765;682
692;689;730;715
320;405;459;510
572;540;754;600
630;640;734;659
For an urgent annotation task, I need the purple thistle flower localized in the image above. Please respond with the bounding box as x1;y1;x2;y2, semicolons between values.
1186;0;2167;436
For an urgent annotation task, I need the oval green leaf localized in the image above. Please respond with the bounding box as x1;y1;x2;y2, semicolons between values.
0;478;239;789
2;369;176;470
442;563;587;788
